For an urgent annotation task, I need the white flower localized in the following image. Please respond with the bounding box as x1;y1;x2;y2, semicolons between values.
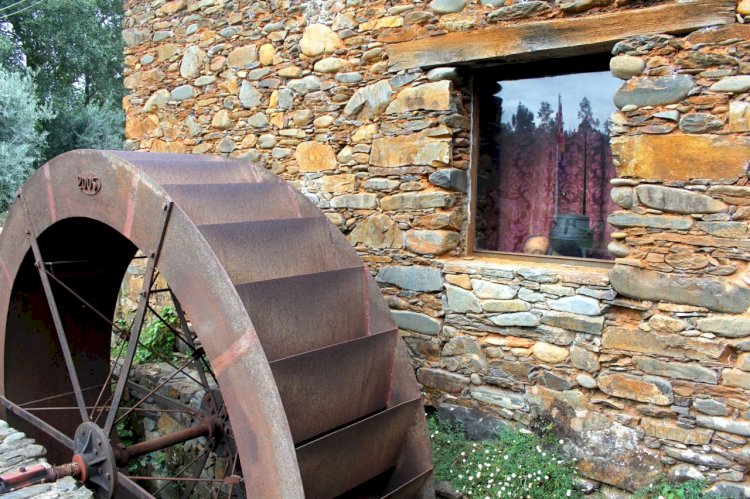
566;490;572;497
503;455;509;460
559;439;564;445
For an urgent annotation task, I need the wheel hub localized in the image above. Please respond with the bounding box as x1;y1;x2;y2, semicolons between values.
73;422;117;498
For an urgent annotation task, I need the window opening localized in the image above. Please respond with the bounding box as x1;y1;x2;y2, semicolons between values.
474;54;621;261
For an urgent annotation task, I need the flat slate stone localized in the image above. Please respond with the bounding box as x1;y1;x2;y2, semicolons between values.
679;113;723;134
390;310;441;335
470;386;526;410
376;265;443;292
417;368;469;393
471;279;516;300
488;312;539;327
612;133;750;181
487;1;550;21
693;398;729;416
610;265;750;314
634;356;718;384
696;416;750;437
608;212;692;230
697;316;750;338
635;185;725;214
445;284;482;313
598;372;673;405
429;168;468;192
548;295;601;316
710;75;750;93
614;75;695;109
540;311;604;335
429;0;469;14
170;85;194;101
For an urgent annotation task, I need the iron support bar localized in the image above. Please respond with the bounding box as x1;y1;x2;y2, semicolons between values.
171;292;219;413
0;396;74;450
113;417;219;467
104;201;173;435
22;199;89;423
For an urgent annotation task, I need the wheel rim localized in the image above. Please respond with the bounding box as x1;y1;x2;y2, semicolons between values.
0;150;434;498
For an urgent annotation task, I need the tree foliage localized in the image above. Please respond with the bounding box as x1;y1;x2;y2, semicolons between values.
0;67;53;211
0;0;123;209
0;0;124;159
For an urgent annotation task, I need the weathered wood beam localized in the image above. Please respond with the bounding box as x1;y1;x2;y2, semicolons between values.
387;0;736;71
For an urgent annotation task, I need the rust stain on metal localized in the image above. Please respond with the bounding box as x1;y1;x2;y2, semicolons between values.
43;164;56;223
0;260;11;286
123;172;140;239
211;329;261;376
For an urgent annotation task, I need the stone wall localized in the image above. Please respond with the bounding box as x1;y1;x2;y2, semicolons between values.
122;0;750;495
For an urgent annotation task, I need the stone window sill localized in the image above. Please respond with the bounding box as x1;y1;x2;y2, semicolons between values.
442;253;611;287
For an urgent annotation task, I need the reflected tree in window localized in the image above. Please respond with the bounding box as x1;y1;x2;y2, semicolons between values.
475;59;620;260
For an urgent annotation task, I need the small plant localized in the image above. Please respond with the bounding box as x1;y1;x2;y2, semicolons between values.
113;306;178;364
633;475;707;499
429;413;580;498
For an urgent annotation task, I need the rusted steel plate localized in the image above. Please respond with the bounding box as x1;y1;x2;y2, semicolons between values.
271;330;397;443
296;398;423;499
163;183;317;225
197;217;349;285
236;267;369;361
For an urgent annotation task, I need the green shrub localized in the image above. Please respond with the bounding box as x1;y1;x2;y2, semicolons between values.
429;413;580;498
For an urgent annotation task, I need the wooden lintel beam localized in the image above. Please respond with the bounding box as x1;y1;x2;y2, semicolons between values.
387;0;736;71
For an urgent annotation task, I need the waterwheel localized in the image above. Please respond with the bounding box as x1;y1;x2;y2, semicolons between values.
0;150;434;498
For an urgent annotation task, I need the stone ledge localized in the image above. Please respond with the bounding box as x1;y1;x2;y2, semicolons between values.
442;255;611;285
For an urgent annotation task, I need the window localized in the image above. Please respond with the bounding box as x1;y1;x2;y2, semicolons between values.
473;54;621;261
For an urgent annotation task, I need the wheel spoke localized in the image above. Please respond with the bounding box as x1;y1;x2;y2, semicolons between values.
0;396;74;451
172;293;219;413
149;444;212;498
18;384;104;408
104;203;173;436
22;202;89;423
114;354;197;427
224;450;243;499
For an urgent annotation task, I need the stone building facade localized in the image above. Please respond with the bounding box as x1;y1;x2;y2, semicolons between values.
123;0;750;494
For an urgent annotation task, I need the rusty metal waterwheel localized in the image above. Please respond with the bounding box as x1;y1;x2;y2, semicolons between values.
0;150;434;498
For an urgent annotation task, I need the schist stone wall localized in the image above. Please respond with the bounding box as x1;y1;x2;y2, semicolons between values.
122;0;750;494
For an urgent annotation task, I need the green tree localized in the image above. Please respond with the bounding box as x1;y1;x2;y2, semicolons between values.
0;67;54;211
0;0;124;160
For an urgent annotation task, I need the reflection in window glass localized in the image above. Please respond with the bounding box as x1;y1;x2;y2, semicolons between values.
474;59;622;260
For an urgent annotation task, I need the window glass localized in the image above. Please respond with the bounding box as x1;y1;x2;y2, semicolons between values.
474;57;621;260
